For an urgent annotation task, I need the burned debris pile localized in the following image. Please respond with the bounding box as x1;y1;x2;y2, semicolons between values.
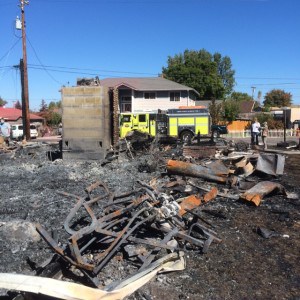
35;179;217;289
0;137;300;299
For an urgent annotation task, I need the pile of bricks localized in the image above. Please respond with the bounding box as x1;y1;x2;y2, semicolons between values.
183;145;216;159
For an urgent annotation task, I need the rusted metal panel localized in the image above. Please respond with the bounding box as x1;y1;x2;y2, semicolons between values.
205;160;230;176
256;154;285;176
203;187;218;202
179;195;202;216
179;187;218;216
240;181;287;206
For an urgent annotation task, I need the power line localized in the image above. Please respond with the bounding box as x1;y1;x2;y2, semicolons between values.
25;65;300;85
236;77;300;81
0;66;15;70
0;39;21;83
0;38;21;63
30;0;200;3
2;62;300;87
0;0;201;6
26;36;63;85
27;65;160;78
2;62;300;89
27;64;158;76
237;83;298;86
27;65;124;78
0;2;15;7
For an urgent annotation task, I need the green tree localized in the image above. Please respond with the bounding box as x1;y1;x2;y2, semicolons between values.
15;100;22;109
223;99;240;122
40;99;48;112
213;53;235;96
263;89;292;107
48;101;56;110
209;98;224;124
0;96;8;107
230;92;252;102
255;113;283;129
162;49;235;99
47;111;62;126
48;100;61;110
39;110;62;126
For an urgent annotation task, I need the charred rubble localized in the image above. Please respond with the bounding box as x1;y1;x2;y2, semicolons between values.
0;137;300;300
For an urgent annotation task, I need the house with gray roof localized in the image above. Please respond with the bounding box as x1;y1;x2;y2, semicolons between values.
100;77;199;113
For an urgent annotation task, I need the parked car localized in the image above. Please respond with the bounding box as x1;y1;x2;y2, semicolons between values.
211;124;228;138
293;120;300;125
11;124;38;140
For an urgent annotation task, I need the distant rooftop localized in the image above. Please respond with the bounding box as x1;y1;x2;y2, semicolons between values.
0;107;44;122
239;100;255;114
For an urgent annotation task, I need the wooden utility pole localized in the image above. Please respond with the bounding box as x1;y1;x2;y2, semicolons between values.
20;0;30;140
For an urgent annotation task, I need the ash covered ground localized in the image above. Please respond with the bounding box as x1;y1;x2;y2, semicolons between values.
0;141;300;300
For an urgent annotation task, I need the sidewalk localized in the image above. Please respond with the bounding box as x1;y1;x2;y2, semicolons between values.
32;135;300;155
264;148;300;155
231;136;299;146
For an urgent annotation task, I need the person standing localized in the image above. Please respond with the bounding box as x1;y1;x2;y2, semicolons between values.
251;118;261;146
0;117;11;146
261;121;269;150
250;119;254;145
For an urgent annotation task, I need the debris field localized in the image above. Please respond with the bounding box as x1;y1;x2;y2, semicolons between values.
0;137;300;300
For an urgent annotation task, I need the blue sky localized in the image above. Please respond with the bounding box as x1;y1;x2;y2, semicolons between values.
0;0;299;111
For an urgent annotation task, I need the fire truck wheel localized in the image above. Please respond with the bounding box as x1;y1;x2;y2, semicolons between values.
180;131;193;143
212;130;219;139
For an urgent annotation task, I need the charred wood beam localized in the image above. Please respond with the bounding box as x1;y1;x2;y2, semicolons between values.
139;227;179;271
95;228;174;250
93;212;155;275
188;180;240;200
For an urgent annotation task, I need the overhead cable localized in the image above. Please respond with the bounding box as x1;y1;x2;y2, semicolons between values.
0;38;21;63
26;36;64;85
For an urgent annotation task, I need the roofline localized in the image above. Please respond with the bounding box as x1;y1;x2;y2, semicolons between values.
116;84;199;95
114;82;137;90
102;77;199;95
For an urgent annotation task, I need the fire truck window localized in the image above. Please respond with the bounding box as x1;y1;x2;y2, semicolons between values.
139;115;146;122
122;115;131;122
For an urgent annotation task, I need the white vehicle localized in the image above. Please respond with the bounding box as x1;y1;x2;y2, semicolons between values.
11;124;38;140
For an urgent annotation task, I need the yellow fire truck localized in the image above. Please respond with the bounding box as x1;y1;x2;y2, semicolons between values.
119;107;228;141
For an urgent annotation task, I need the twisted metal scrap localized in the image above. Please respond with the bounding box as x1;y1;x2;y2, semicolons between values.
37;180;220;286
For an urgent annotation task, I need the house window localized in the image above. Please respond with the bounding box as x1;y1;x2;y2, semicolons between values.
121;96;132;112
121;103;132;112
170;92;180;101
144;92;156;99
